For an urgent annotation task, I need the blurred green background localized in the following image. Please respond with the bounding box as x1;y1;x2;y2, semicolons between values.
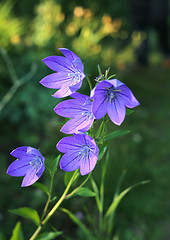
0;0;170;239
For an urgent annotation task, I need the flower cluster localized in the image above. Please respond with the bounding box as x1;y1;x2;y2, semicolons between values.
7;48;139;186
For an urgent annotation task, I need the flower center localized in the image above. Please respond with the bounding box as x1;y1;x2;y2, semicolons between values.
79;145;91;159
68;71;82;85
81;110;94;120
105;87;121;103
30;156;43;172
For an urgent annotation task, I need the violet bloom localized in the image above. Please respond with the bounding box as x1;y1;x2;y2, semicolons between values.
57;134;99;175
7;146;45;187
91;79;140;125
54;93;95;134
40;48;85;98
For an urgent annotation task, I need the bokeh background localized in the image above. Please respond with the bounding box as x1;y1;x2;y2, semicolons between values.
0;0;170;239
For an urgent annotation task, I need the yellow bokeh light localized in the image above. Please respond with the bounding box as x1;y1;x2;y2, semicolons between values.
102;14;112;25
74;6;84;17
10;34;20;45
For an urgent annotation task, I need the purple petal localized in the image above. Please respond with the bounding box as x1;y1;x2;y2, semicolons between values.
71;92;89;103
43;56;74;72
90;87;96;98
92;96;108;119
61;117;93;134
108;79;124;88
40;73;71;89
36;164;45;178
59;48;79;62
21;168;37;187
108;97;126;125
60;152;81;172
74;133;94;146
69;81;83;93
52;86;73;98
54;99;83;118
79;119;94;133
72;58;84;72
57;137;81;153
10;146;28;158
80;153;98;175
117;85;140;108
7;159;32;177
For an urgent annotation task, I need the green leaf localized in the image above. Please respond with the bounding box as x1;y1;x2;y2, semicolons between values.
10;222;24;240
90;177;102;212
50;155;61;177
60;208;93;238
9;207;40;226
98;143;107;161
126;109;134;115
104;180;150;220
33;183;49;196
74;187;96;197
104;130;130;141
36;232;63;240
64;171;75;186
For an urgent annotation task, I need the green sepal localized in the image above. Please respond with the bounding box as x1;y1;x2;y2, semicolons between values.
97;64;102;76
126;108;134;115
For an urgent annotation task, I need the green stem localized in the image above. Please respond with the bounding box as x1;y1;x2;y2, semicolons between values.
86;76;92;92
29;170;79;240
66;172;92;199
41;175;54;221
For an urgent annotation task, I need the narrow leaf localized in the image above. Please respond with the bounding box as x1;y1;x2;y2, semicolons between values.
33;182;49;196
105;180;150;219
60;208;92;238
74;187;96;197
51;155;61;177
98;143;107;161
9;207;40;226
10;222;24;240
104;130;130;141
90;177;102;212
36;232;63;240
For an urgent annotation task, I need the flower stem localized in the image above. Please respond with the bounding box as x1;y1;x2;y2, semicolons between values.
41;175;54;221
66;172;92;199
29;170;79;240
86;76;92;92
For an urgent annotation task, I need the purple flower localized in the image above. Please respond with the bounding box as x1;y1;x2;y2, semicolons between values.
7;146;45;187
54;92;95;134
91;79;140;125
40;48;85;98
57;134;99;175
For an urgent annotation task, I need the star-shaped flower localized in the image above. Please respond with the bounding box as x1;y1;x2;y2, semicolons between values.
57;134;99;175
91;79;140;125
40;48;85;98
54;93;95;134
7;146;45;187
